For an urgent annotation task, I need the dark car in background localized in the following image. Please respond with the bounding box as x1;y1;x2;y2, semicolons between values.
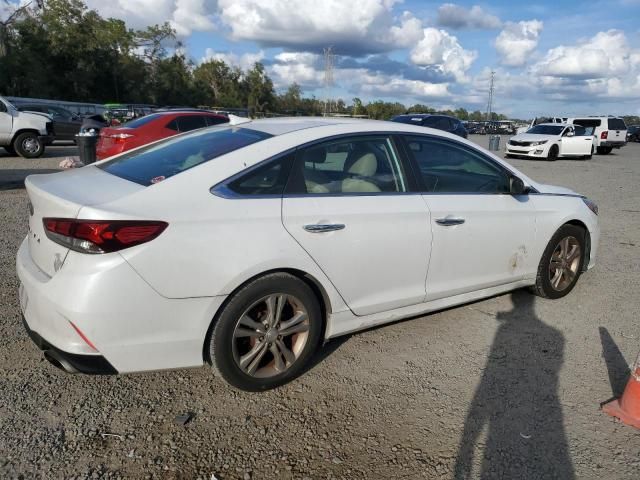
391;114;468;138
17;104;82;142
627;125;640;142
96;110;229;160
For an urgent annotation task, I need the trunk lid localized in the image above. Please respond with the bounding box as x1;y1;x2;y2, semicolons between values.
25;167;144;277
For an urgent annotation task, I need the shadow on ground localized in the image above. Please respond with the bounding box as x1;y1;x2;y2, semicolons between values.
454;290;574;479
0;169;59;190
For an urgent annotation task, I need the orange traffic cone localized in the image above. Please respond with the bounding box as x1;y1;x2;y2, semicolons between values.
603;351;640;429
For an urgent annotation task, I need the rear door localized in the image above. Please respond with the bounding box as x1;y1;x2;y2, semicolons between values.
400;134;537;301
608;118;627;143
282;134;432;316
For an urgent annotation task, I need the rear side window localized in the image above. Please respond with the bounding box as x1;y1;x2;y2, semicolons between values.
178;115;207;132
206;115;229;126
226;154;294;196
572;119;601;128
391;116;423;125
99;127;272;186
608;118;626;130
122;114;162;128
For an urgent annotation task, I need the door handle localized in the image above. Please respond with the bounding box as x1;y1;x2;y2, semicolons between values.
435;216;465;226
303;224;346;233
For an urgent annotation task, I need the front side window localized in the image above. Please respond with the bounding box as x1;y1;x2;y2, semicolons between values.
289;136;408;194
403;135;510;194
99;127;272;186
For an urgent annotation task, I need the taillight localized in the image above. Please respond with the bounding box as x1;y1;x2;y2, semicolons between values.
43;219;168;254
106;133;134;143
601;131;608;139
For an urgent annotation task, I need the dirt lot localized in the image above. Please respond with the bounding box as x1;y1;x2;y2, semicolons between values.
1;137;639;479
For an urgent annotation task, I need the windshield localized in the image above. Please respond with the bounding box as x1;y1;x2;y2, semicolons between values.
98;126;272;186
527;125;564;135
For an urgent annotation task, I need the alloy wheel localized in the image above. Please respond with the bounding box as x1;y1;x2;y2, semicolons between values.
549;236;581;291
22;137;40;154
232;294;310;378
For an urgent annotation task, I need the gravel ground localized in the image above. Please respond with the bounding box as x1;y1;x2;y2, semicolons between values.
1;138;639;479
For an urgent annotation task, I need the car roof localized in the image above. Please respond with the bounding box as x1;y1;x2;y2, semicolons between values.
535;123;568;127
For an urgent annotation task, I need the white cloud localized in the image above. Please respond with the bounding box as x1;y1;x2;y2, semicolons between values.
85;0;217;37
534;30;634;78
217;0;423;54
269;52;323;88
495;20;543;67
201;49;265;70
410;28;477;82
436;4;502;30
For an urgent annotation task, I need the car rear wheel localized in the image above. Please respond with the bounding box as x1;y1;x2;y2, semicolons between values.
14;132;44;158
531;224;585;299
597;146;612;155
208;273;323;391
547;145;558;161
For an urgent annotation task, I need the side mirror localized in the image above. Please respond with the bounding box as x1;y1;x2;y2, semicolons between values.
566;131;575;137
510;176;528;195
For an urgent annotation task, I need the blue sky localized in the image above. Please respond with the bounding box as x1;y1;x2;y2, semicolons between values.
11;0;640;117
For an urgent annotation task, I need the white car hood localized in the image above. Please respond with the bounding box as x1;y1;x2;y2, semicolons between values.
510;133;556;142
532;182;580;196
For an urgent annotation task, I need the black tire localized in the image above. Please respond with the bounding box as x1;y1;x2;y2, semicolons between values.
13;132;44;158
597;146;612;155
547;145;559;161
531;224;586;299
584;146;594;160
3;145;16;155
504;154;513;159
208;273;323;391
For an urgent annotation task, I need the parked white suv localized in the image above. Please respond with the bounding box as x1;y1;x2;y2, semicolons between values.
567;116;627;155
0;96;54;158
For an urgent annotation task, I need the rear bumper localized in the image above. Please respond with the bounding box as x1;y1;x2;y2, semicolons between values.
16;236;226;374
600;141;626;148
22;316;117;374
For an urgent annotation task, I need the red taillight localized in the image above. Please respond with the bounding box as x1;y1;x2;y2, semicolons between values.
601;131;608;139
43;219;168;254
105;132;134;143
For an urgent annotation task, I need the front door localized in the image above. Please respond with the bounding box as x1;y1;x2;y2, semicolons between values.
282;134;432;316
560;126;592;156
400;134;537;301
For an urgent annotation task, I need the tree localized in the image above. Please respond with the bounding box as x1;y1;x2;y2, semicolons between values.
193;59;244;107
243;62;275;116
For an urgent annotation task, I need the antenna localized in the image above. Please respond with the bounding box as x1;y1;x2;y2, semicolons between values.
486;70;495;122
323;47;335;116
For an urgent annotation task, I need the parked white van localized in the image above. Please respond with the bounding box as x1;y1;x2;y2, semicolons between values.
567;116;627;155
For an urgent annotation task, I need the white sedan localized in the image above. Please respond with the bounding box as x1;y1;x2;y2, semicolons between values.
17;118;600;391
506;123;596;160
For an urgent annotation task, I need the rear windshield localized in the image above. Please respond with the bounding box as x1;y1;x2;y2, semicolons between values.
608;118;627;130
527;125;564;135
121;114;163;129
391;115;424;124
98;127;272;186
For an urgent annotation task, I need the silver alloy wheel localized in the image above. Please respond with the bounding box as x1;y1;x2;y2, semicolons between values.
549;236;581;291
22;136;40;154
232;294;310;378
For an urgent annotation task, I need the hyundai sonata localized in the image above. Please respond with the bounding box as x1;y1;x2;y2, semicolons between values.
17;117;600;391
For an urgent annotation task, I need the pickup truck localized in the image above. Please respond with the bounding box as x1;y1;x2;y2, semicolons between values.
0;96;54;158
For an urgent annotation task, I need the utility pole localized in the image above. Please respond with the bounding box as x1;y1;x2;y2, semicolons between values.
486;70;495;122
323;47;335;116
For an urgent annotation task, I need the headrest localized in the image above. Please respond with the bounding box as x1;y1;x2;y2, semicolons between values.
302;146;327;163
348;153;377;177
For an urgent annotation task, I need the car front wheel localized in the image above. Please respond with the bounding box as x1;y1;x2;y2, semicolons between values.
14;132;44;158
208;273;323;391
547;145;559;161
531;224;585;299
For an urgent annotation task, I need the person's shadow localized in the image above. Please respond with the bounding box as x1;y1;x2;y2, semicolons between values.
454;290;574;479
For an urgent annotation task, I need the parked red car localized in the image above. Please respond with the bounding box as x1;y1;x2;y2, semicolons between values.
96;111;229;160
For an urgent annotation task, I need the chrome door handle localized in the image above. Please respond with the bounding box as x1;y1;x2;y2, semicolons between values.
303;224;346;233
435;216;465;226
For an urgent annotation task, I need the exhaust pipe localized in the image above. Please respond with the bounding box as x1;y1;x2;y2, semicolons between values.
43;350;79;374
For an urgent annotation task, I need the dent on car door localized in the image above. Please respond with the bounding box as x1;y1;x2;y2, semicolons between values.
400;135;537;301
281;134;432;316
